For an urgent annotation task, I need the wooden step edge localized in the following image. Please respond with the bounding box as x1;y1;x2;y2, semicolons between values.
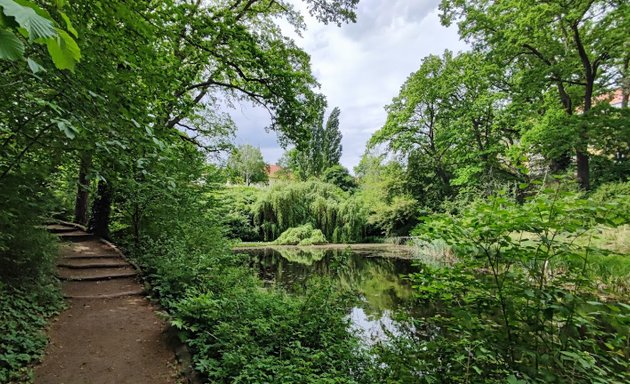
57;271;138;281
63;289;145;299
61;255;123;260
55;220;89;232
58;262;131;269
59;237;98;243
59;233;95;239
48;227;78;234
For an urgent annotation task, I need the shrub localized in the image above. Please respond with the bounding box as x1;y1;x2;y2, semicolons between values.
172;279;370;383
0;172;64;383
274;224;328;246
131;232;372;383
0;282;63;383
386;188;630;383
590;181;630;223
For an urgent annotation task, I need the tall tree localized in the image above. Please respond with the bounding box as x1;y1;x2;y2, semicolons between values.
322;107;343;169
227;145;268;186
439;0;629;189
370;51;521;207
287;105;344;179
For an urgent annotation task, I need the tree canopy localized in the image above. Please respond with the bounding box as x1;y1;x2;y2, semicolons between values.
439;0;629;189
227;144;268;186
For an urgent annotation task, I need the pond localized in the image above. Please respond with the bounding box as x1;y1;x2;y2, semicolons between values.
234;245;419;342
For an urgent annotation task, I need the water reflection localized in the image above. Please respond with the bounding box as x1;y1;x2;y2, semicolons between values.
236;247;417;340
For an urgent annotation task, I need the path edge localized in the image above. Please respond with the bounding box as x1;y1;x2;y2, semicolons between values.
52;220;203;384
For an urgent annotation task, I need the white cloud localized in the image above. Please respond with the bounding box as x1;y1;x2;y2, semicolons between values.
232;0;467;172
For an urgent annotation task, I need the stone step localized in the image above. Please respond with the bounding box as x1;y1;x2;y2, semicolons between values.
58;260;130;269
62;277;144;298
61;254;123;261
59;241;121;258
57;266;138;281
64;289;145;299
47;224;78;234
59;231;97;242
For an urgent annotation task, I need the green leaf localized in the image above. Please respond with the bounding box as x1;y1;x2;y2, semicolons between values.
45;28;80;71
0;0;56;41
0;28;24;60
26;57;45;73
54;119;76;139
58;11;76;37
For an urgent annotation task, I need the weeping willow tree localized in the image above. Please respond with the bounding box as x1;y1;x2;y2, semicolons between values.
252;180;368;242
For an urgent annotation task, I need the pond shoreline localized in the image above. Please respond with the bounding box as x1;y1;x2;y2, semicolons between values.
232;243;416;259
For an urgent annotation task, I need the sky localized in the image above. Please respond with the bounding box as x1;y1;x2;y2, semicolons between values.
230;0;467;172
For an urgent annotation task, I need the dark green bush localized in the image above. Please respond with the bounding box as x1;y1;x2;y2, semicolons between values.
378;188;630;383
132;234;372;383
0;282;63;383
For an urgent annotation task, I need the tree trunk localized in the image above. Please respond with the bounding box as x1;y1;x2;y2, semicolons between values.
622;55;629;109
89;179;112;239
73;153;91;225
576;77;593;191
576;149;590;190
549;155;572;174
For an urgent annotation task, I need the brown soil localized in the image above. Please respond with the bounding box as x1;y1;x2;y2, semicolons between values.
34;224;180;384
62;278;144;298
59;241;120;258
57;266;138;280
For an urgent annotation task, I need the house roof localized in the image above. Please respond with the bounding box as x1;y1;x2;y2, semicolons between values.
266;164;283;177
595;88;624;107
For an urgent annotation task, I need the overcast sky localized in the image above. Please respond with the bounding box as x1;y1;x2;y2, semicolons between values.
231;0;467;172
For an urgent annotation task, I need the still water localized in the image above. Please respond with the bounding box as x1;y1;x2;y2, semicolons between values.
234;246;419;342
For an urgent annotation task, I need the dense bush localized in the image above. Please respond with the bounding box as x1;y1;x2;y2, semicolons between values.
274;224;328;246
220;186;261;241
0;283;64;383
0;171;65;382
120;171;373;382
132;234;372;383
590;181;630;222
372;188;630;383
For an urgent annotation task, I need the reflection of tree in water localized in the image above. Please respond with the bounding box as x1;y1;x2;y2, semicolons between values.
239;247;416;320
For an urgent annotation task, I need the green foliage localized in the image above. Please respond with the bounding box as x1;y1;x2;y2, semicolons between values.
0;282;63;383
322;106;343;168
373;187;630;383
173;278;370;383
0;0;80;70
370;51;523;208
590;181;630;222
0;172;63;382
322;164;357;192
285;104;345;179
253;180;368;242
131;225;371;383
274;223;328;246
366;195;418;237
220;186;261;242
439;0;628;189
353;154;419;236
227;145;269;186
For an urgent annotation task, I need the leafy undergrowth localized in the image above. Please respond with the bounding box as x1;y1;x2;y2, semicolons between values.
131;237;373;383
1;180;65;383
0;282;63;383
390;188;630;383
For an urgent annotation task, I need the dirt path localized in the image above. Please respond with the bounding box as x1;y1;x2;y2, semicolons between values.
35;223;180;384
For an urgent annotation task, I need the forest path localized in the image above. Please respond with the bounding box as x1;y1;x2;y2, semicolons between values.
34;223;180;384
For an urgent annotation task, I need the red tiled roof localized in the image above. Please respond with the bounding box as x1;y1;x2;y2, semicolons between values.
595;88;624;105
266;164;283;177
